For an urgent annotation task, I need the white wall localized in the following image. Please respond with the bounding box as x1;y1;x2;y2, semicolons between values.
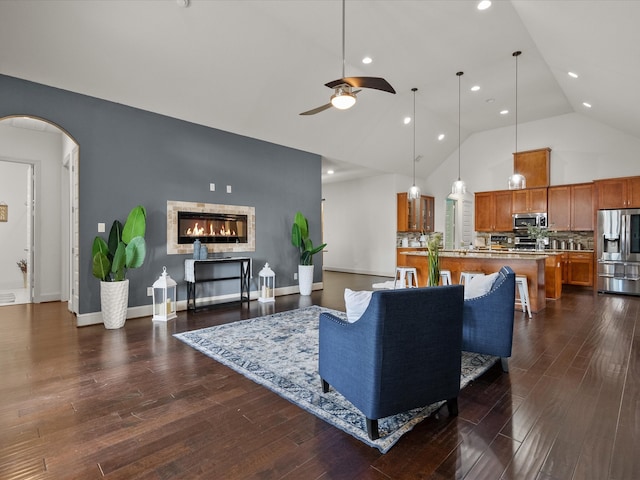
323;173;419;277
425;112;640;233
0;161;29;290
0;123;64;301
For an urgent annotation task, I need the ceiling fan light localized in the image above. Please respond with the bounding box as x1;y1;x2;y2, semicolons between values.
331;89;356;110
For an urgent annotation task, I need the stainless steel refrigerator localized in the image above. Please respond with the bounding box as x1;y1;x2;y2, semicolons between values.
597;209;640;295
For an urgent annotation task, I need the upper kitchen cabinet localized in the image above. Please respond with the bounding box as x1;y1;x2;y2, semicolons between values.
512;187;548;214
548;183;594;231
475;190;512;232
397;193;434;232
595;176;640;209
513;148;551;188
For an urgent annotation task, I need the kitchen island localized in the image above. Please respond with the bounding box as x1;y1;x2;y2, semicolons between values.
400;250;550;313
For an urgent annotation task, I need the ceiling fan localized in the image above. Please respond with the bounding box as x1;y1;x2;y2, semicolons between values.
299;0;396;116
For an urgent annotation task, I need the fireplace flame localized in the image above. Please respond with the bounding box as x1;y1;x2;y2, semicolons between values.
184;222;236;237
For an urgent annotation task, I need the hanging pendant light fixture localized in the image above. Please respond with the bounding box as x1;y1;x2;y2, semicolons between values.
408;87;420;200
451;71;467;197
508;50;526;190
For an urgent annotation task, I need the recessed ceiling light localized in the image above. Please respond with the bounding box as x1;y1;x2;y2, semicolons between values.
327;169;335;175
477;1;491;10
583;102;592;108
438;134;445;141
471;85;480;92
362;57;372;64
500;109;509;115
404;116;412;125
176;0;189;7
568;72;579;78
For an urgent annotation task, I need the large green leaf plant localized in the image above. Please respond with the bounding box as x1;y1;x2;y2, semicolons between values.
92;205;147;282
291;211;327;266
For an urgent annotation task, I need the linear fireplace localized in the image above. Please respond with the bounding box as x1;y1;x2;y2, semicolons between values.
167;201;255;255
177;211;247;244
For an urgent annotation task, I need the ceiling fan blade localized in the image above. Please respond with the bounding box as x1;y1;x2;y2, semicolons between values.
325;77;396;94
299;103;333;116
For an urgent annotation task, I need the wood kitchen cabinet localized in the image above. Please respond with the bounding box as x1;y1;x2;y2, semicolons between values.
595;176;640;209
475;190;512;232
566;252;594;286
513;148;551;188
548;183;594;231
512;187;548;214
397;193;434;232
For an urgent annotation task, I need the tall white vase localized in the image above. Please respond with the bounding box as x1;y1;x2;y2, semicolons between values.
298;265;314;296
100;279;129;329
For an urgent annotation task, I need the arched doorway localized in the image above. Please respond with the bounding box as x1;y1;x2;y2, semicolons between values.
0;116;79;313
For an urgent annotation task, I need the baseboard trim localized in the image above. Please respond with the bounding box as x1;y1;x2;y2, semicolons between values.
75;282;324;327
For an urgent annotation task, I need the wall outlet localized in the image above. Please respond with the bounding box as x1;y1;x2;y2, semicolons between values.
147;287;153;296
293;272;298;280
226;185;232;193
209;183;215;191
98;222;105;233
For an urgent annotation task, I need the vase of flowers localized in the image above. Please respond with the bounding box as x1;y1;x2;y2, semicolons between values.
527;225;549;251
17;259;27;288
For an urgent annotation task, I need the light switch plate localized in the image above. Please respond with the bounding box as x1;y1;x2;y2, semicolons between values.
226;185;232;193
98;222;105;233
209;183;215;192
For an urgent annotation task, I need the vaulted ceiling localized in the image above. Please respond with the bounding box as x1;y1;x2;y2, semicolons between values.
1;1;638;183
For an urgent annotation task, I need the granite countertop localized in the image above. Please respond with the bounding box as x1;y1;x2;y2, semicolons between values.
402;250;550;260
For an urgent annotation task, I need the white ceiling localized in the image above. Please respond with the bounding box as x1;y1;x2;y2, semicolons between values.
1;1;638;184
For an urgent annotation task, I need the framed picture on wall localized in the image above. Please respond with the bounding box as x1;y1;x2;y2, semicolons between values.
0;203;7;222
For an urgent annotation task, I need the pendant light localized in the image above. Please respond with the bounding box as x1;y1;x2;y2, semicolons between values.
451;71;467;197
508;50;526;190
407;87;420;200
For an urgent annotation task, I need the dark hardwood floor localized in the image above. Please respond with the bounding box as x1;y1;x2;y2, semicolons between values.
1;271;639;479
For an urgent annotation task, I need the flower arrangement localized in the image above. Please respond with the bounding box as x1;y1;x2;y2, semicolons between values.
17;259;27;274
526;225;549;240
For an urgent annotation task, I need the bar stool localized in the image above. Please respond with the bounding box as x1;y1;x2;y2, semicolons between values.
394;267;419;289
440;269;452;286
459;271;484;285
515;275;532;318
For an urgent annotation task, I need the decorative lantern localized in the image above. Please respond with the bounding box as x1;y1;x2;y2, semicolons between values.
152;266;177;321
258;263;275;303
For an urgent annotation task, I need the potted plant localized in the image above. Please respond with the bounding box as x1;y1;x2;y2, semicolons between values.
427;232;442;286
291;211;327;295
92;205;147;329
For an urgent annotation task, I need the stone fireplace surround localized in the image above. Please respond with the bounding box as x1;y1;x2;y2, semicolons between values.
167;200;255;255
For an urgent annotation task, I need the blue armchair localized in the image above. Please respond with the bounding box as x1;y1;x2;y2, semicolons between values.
319;285;464;440
462;265;516;372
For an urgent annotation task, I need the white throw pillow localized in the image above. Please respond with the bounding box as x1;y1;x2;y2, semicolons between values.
344;288;373;323
464;272;500;300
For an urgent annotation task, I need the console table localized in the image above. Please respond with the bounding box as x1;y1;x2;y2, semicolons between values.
185;257;251;311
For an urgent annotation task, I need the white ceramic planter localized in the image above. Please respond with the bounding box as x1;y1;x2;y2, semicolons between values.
100;279;129;329
298;265;314;296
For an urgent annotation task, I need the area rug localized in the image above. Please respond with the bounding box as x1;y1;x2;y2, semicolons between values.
174;306;498;453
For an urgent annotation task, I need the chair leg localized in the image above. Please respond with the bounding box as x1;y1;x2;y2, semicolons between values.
500;357;510;373
446;398;458;417
366;418;380;440
321;379;330;393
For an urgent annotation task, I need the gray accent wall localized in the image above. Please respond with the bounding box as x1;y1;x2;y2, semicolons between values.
0;74;323;314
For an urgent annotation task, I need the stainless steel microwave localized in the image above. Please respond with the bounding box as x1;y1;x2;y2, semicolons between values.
513;212;548;231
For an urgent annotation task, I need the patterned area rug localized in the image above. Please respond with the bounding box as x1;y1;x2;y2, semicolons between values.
174;306;498;453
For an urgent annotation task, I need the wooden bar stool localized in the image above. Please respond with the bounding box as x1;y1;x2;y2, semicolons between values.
440;269;452;286
394;267;419;289
459;271;484;285
515;275;532;318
